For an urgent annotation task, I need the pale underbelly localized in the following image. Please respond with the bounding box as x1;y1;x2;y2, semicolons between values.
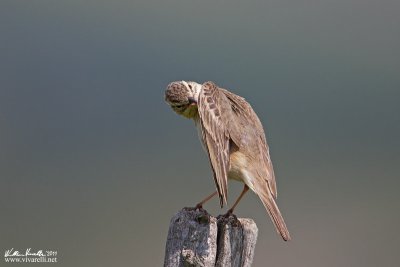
228;150;247;180
228;151;256;191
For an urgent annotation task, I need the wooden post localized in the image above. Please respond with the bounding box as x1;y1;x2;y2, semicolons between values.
164;208;258;267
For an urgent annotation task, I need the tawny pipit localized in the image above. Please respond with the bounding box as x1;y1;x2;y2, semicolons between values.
165;81;291;241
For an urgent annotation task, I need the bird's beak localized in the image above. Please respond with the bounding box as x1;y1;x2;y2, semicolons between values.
188;97;197;106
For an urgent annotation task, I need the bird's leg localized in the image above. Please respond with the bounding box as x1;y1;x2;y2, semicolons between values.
225;184;249;215
195;191;218;209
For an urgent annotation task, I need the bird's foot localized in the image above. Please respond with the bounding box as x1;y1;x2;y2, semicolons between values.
218;208;237;219
183;203;205;212
217;212;240;227
225;208;233;216
195;203;204;210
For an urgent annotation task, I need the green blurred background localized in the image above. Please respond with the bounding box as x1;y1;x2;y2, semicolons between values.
1;0;399;266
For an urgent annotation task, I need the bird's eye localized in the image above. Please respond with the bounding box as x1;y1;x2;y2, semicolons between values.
174;104;184;108
188;84;192;89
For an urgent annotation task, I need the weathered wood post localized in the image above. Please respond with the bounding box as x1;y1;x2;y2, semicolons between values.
164;208;258;267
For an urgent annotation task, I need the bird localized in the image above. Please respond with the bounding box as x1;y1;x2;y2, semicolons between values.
165;80;291;241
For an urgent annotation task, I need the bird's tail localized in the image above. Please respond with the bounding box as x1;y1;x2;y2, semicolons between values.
258;191;291;241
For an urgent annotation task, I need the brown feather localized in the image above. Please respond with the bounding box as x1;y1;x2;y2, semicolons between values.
220;88;278;198
257;189;291;241
197;82;231;207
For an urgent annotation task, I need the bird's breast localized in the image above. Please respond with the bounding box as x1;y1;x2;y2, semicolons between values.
182;104;198;119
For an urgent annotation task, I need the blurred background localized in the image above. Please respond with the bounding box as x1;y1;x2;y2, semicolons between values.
1;0;399;266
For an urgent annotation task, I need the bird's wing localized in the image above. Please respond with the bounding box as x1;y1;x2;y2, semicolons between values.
221;89;278;198
198;82;232;207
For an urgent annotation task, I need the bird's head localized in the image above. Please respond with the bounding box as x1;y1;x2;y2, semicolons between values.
165;81;202;118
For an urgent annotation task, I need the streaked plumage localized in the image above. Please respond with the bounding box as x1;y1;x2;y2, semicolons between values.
165;80;291;241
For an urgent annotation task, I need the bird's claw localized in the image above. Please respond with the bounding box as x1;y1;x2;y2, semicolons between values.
219;208;235;219
183;203;205;212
